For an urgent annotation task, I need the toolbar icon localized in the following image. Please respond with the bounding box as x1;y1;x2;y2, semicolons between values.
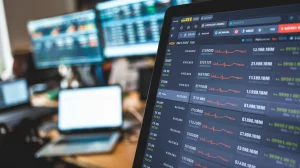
289;16;295;21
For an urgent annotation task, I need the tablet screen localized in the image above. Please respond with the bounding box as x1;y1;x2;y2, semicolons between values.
142;4;300;168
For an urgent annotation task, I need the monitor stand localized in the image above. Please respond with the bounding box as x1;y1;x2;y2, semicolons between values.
75;65;96;86
94;65;106;86
75;65;106;86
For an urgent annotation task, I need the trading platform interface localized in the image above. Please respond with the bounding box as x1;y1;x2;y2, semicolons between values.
96;0;191;58
27;10;103;69
143;4;300;168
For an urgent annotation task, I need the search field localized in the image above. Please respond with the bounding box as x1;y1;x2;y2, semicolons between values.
229;16;281;27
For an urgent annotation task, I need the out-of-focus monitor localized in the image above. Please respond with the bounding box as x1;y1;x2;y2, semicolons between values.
0;79;29;111
96;0;191;58
27;10;103;69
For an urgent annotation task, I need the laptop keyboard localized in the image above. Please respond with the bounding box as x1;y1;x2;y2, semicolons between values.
56;135;111;145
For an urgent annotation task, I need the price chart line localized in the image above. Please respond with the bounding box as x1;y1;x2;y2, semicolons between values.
202;124;234;134
204;112;236;120
197;150;229;162
212;62;245;67
206;100;238;107
200;137;232;148
211;75;243;80
195;163;208;168
208;87;240;93
215;49;247;54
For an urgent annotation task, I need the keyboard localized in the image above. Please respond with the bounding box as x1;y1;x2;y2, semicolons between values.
0;106;56;127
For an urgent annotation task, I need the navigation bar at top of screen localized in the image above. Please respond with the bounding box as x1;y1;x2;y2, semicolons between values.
176;15;300;39
212;23;300;37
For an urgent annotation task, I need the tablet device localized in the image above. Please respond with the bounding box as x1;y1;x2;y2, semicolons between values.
134;1;300;167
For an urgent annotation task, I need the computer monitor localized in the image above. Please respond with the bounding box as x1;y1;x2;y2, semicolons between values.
27;10;103;69
96;0;191;58
0;79;29;110
133;1;300;168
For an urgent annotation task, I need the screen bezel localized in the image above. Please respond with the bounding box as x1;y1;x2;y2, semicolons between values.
58;85;123;134
26;9;105;69
0;79;30;113
133;0;300;167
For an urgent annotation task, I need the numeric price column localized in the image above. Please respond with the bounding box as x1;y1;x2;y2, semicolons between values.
142;40;199;168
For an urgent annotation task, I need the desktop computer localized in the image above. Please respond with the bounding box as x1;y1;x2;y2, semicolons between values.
27;10;105;87
27;1;193;89
27;10;103;69
96;0;192;58
96;0;192;91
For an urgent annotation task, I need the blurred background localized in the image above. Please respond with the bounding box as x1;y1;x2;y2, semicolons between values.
0;0;206;167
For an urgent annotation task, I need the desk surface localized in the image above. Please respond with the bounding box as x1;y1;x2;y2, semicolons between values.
46;129;138;168
63;142;137;168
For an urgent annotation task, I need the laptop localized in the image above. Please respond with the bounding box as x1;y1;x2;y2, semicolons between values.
0;79;56;127
36;85;122;157
133;1;300;167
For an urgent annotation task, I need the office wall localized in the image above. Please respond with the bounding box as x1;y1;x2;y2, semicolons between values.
3;0;76;51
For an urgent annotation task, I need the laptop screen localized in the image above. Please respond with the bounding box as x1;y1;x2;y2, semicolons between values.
0;79;29;110
58;86;123;131
141;3;300;168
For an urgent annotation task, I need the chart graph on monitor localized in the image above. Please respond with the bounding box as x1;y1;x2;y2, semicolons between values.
27;10;103;69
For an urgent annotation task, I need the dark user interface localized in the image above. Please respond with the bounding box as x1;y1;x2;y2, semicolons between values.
143;4;300;168
28;10;103;69
96;0;191;58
